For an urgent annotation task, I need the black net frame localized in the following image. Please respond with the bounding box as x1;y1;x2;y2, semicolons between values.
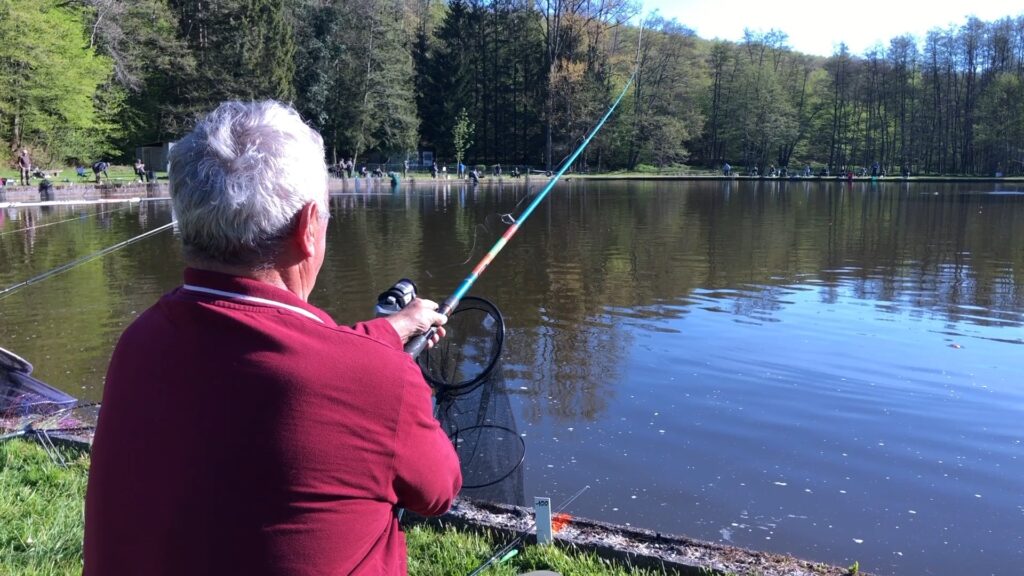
418;296;505;394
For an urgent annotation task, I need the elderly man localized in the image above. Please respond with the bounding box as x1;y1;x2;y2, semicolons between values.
84;101;461;575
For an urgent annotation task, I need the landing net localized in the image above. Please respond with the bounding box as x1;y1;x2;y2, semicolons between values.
417;297;525;504
1;347;98;465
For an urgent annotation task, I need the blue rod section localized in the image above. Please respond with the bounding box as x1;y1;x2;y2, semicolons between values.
449;71;637;306
406;68;638;357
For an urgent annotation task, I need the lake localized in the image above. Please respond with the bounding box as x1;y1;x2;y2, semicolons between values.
1;178;1022;575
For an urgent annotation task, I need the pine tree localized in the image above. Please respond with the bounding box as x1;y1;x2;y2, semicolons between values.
452;108;474;167
238;0;297;102
293;0;338;157
420;0;545;165
165;0;296;122
294;0;419;164
415;0;473;156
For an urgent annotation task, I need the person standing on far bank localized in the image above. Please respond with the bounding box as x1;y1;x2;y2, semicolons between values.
134;158;147;182
17;149;31;186
83;100;461;576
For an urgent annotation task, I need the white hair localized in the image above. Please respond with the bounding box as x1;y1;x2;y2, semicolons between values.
169;100;328;269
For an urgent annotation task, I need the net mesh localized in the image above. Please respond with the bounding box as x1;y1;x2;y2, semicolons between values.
418;297;504;393
418;297;524;505
2;347;98;464
1;353;76;434
436;363;525;506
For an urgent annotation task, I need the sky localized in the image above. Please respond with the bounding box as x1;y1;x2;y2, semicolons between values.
640;0;1024;57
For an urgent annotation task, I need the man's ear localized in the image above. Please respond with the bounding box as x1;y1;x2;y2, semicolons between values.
293;201;319;259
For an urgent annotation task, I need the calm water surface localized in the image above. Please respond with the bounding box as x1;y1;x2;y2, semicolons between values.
1;179;1022;575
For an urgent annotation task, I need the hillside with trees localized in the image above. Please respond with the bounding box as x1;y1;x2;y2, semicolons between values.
2;0;1023;176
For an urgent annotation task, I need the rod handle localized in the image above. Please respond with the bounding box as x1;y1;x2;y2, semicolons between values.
404;326;437;358
404;296;457;358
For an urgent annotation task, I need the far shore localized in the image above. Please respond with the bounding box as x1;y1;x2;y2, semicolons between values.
3;172;1023;207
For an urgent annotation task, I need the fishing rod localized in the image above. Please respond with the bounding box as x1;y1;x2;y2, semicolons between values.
0;197;164;210
0;221;175;300
404;37;642;357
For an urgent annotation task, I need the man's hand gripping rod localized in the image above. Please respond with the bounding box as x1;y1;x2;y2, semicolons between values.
375;280;451;357
403;296;457;357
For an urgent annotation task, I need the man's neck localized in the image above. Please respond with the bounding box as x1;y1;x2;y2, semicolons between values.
188;261;313;302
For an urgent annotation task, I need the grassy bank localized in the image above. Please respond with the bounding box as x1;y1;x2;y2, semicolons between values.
0;165;165;186
0;439;677;576
0;440;88;574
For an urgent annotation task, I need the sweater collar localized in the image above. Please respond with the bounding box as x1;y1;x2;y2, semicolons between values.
181;268;335;326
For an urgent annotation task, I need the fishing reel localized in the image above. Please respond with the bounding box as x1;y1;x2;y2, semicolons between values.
375;279;505;394
375;278;417;317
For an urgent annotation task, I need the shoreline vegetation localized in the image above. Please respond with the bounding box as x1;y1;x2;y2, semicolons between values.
1;439;860;576
4;2;1024;182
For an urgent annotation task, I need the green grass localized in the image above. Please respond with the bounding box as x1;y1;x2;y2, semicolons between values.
0;165;164;185
0;439;89;575
407;523;673;575
0;439;677;576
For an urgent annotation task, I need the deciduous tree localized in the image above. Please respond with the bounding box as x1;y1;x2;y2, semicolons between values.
0;0;116;163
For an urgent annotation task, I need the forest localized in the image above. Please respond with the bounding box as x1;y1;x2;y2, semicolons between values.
2;0;1023;176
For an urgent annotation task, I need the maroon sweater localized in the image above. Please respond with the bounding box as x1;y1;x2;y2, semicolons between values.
84;269;461;575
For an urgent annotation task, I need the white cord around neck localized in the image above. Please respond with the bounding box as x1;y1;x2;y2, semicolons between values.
182;284;324;324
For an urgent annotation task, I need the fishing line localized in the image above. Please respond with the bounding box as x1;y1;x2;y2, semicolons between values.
422;222;492;279
400;26;642;550
496;181;541;226
465;484;592;576
551;134;588;175
425;181;538;277
0;221;175;301
0;206;130;238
